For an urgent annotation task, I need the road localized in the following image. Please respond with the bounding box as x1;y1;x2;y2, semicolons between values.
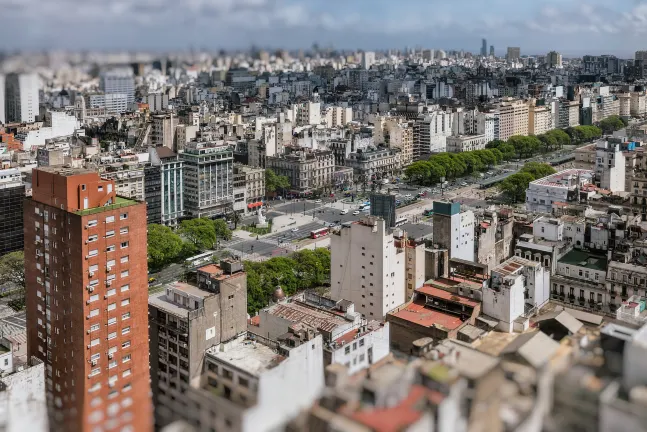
1;311;26;330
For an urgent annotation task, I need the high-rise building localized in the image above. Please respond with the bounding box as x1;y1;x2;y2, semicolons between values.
361;51;376;70
547;51;563;68
5;73;39;123
100;69;135;105
595;140;626;193
0;74;5;124
497;98;529;141
489;45;495;57
506;47;521;61
331;215;405;319
24;167;153;432
432;201;475;262
0;168;25;255
481;38;488;57
635;51;647;62
145;146;184;227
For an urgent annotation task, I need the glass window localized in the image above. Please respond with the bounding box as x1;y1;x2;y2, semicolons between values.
106;289;116;297
108;332;117;340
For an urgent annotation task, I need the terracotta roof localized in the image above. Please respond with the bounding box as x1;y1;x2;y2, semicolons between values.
417;285;479;307
391;301;463;330
348;385;429;432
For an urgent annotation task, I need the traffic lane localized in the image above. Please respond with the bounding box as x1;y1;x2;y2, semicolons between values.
316;211;365;225
265;222;325;241
273;201;321;213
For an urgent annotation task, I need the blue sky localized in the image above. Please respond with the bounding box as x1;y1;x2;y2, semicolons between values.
3;0;647;56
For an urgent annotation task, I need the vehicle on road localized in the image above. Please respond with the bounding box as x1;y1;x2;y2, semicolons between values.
381;179;389;185
358;202;371;211
340;209;348;215
148;277;156;284
460;182;468;187
291;228;299;232
314;199;322;203
310;227;330;239
395;217;408;227
353;210;360;215
184;251;214;268
405;194;413;199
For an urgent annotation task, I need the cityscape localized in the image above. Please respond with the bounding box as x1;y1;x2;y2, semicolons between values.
3;3;647;431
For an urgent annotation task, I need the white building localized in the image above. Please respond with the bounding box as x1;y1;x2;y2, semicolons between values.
88;93;129;114
100;68;135;104
595;140;626;193
331;216;406;320
533;216;564;241
0;74;5;124
289;102;321;126
414;110;454;155
432;201;475;262
526;169;595;214
15;111;79;151
362;51;376;70
145;93;169;112
5;73;39;123
477;111;497;142
446;134;487;153
483;256;549;332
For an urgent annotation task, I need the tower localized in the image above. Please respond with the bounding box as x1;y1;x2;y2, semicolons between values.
25;167;153;432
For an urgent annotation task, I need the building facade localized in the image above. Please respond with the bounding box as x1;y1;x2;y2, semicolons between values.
497;98;529;141
0;169;24;255
446;134;487;153
266;149;334;195
24;167;152;432
432;201;475;262
5;73;39;123
146;147;184;226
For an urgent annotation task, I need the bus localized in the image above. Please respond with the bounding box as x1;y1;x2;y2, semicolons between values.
395;217;408;227
358;202;371;211
184;251;214;268
310;227;330;239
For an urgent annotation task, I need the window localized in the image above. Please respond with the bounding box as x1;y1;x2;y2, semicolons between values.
122;312;130;320
108;360;117;369
359;338;365;347
122;354;131;363
344;346;350;354
88;235;98;243
120;256;129;264
88;220;98;227
105;216;115;223
106;245;115;252
120;270;129;278
105;230;115;238
106;288;116;297
108;332;117;340
90;338;100;347
90;353;100;361
121;298;130;307
89;294;99;303
120;227;129;235
122;327;131;335
89;309;99;318
122;369;131;377
89;264;99;273
122;341;130;349
108;317;117;326
89;368;100;377
107;303;116;311
120;213;128;220
90;324;100;333
88;249;98;257
121;284;130;293
123;383;132;392
120;241;129;249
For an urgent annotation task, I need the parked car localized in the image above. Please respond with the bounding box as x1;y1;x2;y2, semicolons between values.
340;209;349;215
405;194;413;198
291;228;299;232
353;210;360;216
460;182;468;187
314;199;322;203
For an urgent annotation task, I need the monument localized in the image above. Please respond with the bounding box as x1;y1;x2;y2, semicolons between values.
256;207;268;228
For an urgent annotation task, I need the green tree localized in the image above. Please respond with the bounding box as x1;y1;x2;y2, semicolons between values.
497;143;516;160
293;249;325;287
265;168;291;196
598;115;625;134
180;218;217;250
486;139;506;149
520;162;557;179
0;251;25;310
404;161;431;185
212;219;232;243
498;172;535;203
147;224;184;269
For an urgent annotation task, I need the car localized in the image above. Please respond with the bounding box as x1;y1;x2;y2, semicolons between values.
291;228;299;232
340;209;349;215
314;199;322;203
405;194;413;198
460;182;468;187
148;277;156;284
352;210;360;216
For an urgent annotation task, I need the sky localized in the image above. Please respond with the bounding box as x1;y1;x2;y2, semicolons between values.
3;0;647;57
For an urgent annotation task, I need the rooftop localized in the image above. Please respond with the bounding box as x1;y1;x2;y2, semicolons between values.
493;256;538;277
74;196;138;216
265;301;350;333
207;339;286;377
416;285;479;308
558;249;608;272
390;301;464;330
433;339;500;380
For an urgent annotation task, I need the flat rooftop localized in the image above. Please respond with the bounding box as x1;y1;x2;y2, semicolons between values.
208;340;285;377
266;301;349;333
494;256;537;276
558;249;608;272
148;282;212;316
74;196;138;216
417;285;479;308
390;301;463;331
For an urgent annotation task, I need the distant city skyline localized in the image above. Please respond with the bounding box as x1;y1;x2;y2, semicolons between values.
2;0;647;58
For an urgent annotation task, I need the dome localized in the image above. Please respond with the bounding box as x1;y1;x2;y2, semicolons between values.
273;286;286;301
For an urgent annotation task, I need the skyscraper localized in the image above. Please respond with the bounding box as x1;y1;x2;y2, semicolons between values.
25;167;152;432
5;73;39;123
506;47;521;61
100;69;135;105
481;38;488;57
490;45;495;57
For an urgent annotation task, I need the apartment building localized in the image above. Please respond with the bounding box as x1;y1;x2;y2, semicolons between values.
331;216;405;319
550;249;608;314
446;134;487;153
24;167;152;432
266;149;334;195
387;122;413;166
100;163;146;202
5;72;39;123
528;103;553;135
150;114;179;150
595;140;626;193
232;164;265;212
432;201;475;262
497;98;529;141
413;110;454;155
145;146;184;227
150;260;247;429
631;92;646;117
181;141;234;218
0;168;25;255
345;146;402;183
526;169;595;214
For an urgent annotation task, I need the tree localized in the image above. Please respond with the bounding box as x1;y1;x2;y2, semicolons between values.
212;219;232;243
404;161;431;185
147;224;184;269
180;218;217;250
0;252;25;310
293;249;325;287
497;143;516;161
498;172;535;203
486;139;506;149
598;115;625;134
520;162;557;179
265;169;290;196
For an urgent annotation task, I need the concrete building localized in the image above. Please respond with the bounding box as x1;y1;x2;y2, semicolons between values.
446;134;487;153
345;146;402;184
24;167;152;432
290;102;321;126
14;110;79;151
619;93;632;119
547;51;563;68
595;140;626;192
145;94;169;112
361;51;376;70
324;106;353;128
507;47;521;61
414;110;454;155
151;114;179;150
528;103;553;135
146;146;184;227
149;261;247;429
101;163;146;202
497;98;529;141
0;355;48;432
387;122;414;166
525;169;595;214
232;164;265;213
5;73;39;123
331;216;406;320
606;261;647;314
181;141;234;218
0;74;4;124
550;249;608;314
432;201;475;262
100;69;135;105
477;111;497;142
266;149;334;195
553;99;580;129
631;92;646;117
483;256;550;332
88;93;129;114
174;124;199;153
0;168;24;255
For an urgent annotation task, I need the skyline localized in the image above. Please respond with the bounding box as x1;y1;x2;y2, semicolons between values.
2;0;647;57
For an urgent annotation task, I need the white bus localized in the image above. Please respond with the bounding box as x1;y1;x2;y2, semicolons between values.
184;251;214;268
395;217;408;227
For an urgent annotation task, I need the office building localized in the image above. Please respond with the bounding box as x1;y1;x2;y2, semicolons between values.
506;47;521;61
497;98;529;141
432;201;475;262
88;93;129;114
266;149;334;195
0;169;24;255
100;69;135;105
414;110;454;155
361;51;376;70
150;114;178;150
5;73;39;123
149;260;247;428
145;94;169;113
181;141;234;218
146;146;184;227
100;164;146;202
24;167;152;432
489;45;495;57
387;122;414;165
481;39;488;57
232;164;265;213
595;140;626;193
345;146;401;184
370;193;397;228
331;216;406;319
547;51;563;68
528;103;554;135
